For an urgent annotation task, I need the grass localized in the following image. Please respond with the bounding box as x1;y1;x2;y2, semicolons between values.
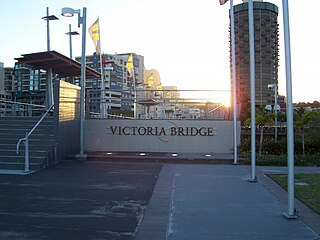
241;154;320;167
268;174;320;214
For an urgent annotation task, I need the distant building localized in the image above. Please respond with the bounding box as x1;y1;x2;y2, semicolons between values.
12;64;47;106
77;53;144;116
0;63;12;115
231;1;279;108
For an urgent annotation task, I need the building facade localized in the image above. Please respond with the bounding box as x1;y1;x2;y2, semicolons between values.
79;53;145;117
12;64;47;106
231;1;279;108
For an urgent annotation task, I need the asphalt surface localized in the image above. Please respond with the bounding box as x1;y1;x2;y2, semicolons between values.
0;162;161;240
0;162;320;240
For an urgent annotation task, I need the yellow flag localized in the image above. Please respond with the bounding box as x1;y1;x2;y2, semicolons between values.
148;74;153;86
126;54;133;77
88;19;100;54
156;83;162;90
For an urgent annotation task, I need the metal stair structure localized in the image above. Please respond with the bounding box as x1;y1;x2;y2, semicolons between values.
0;116;57;171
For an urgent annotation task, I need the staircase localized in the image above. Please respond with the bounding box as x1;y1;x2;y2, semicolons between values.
0;116;57;171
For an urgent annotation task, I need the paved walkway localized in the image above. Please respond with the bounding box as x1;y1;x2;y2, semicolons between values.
135;164;320;240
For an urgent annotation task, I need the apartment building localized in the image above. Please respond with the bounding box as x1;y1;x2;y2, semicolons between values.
231;1;279;108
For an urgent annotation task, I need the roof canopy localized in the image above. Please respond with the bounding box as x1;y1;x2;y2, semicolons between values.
15;51;100;78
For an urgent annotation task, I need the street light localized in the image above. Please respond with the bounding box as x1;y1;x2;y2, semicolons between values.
65;24;79;59
42;7;59;51
268;83;278;143
248;0;257;182
219;0;238;165
282;0;297;219
62;7;87;159
42;7;58;109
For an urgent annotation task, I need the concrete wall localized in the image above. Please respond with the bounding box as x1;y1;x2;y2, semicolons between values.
85;119;240;154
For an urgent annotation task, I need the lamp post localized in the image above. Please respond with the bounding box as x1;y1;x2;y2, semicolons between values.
268;83;278;143
42;7;58;109
282;0;296;219
62;7;87;159
65;24;79;59
42;7;59;51
219;0;238;165
248;0;257;182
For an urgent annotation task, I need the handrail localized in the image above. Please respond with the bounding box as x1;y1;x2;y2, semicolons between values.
16;105;54;172
0;99;46;109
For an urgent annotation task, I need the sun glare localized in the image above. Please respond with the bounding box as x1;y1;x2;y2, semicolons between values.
179;90;231;108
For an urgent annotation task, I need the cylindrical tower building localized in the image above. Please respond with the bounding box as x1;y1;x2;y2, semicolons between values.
231;1;279;109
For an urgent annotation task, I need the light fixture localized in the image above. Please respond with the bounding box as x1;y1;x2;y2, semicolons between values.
219;0;229;5
61;7;82;27
61;7;79;17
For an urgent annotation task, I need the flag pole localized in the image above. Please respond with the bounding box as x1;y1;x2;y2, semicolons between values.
248;0;257;182
282;0;297;219
97;18;106;118
132;60;137;119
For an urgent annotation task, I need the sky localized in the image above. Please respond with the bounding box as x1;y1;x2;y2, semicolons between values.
0;0;319;104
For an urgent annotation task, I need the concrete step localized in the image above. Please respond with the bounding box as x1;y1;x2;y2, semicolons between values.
0;132;54;140
0;132;54;138
0;161;44;171
0;124;54;130
0;138;57;145
0;119;53;125
0;144;55;151
0;116;56;172
0;149;48;157
0;155;46;163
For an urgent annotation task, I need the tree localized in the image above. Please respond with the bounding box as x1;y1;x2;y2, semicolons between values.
294;111;320;156
245;108;274;157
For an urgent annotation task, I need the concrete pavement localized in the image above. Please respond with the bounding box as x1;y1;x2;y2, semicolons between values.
136;164;320;240
0;161;319;239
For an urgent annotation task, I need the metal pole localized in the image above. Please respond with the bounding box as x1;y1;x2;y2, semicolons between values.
274;84;278;143
68;24;73;59
79;7;87;156
46;7;50;51
282;0;296;219
99;46;106;118
45;7;53;109
24;132;29;172
132;65;137;119
248;0;257;182
46;68;53;108
230;0;238;164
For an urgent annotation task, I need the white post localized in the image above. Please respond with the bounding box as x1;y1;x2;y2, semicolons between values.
282;0;296;219
230;0;238;164
248;0;257;182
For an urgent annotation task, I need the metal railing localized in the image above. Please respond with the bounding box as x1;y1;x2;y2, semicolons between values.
0;100;48;117
16;105;54;172
86;89;231;120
